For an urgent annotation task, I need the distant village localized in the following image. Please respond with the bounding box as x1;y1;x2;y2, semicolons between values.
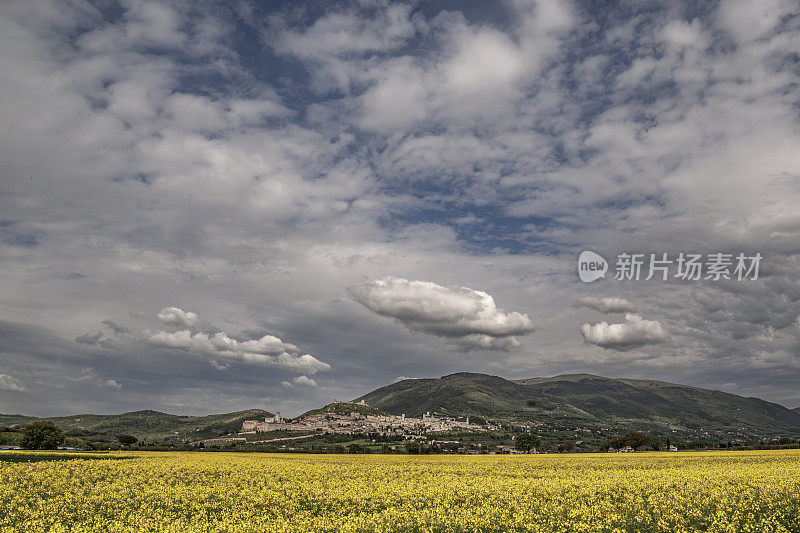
178;399;800;454
239;400;495;437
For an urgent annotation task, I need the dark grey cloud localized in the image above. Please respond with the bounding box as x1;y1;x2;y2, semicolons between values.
75;331;103;345
102;319;131;336
578;296;636;313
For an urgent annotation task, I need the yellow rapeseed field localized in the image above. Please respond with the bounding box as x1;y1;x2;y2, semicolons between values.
1;449;798;532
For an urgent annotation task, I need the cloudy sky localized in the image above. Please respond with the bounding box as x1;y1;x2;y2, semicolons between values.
2;0;800;417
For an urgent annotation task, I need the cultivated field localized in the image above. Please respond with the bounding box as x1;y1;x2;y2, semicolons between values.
1;450;799;532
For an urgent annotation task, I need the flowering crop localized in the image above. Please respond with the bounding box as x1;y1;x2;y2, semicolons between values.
1;449;798;532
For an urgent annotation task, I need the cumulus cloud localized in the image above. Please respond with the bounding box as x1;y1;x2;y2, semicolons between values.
157;307;199;328
0;373;28;392
578;296;636;313
102;378;122;390
148;330;330;374
281;375;318;388
581;313;669;349
348;277;534;350
75;330;103;345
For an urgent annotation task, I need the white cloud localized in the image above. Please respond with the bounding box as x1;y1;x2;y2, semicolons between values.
210;332;299;355
157;307;199;328
282;375;318;388
0;373;28;392
270;3;417;94
147;329;330;374
275;4;415;60
578;296;637;313
581;313;669;349
102;378;122;390
716;0;795;43
348;276;534;350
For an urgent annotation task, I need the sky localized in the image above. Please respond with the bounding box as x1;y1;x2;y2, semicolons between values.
1;0;800;417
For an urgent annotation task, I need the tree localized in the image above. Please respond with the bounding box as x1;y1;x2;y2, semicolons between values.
347;443;365;454
405;441;420;454
558;440;575;453
515;433;541;452
604;432;661;451
20;421;65;450
117;435;138;446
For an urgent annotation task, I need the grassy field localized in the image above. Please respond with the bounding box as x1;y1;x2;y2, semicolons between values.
1;449;798;532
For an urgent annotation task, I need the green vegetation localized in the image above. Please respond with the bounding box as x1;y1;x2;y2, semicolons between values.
0;452;126;463
20;421;65;450
4;374;800;453
0;409;271;445
515;433;541;452
679;440;709;450
357;373;800;443
602;432;662;451
117;435;138;446
297;402;387;419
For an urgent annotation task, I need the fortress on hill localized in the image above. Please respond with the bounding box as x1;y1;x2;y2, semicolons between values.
241;400;489;436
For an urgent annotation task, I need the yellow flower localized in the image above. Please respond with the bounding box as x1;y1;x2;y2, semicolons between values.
0;449;798;531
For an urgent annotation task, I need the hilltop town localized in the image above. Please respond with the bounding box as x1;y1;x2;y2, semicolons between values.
240;400;491;437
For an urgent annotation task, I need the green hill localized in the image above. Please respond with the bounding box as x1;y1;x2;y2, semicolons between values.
0;409;271;443
5;374;799;446
356;373;800;441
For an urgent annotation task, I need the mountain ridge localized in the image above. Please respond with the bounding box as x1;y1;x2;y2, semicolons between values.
355;372;800;441
0;409;271;442
4;374;799;443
